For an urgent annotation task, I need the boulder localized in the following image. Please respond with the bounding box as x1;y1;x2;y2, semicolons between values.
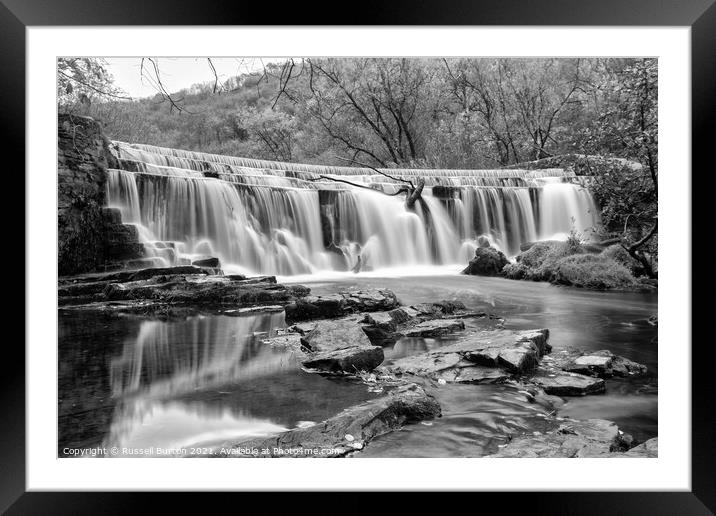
215;383;441;457
461;246;510;276
497;342;540;373
300;320;384;373
477;235;492;248
285;294;346;321
301;319;372;352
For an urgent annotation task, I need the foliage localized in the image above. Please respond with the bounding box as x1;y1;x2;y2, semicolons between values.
58;58;129;114
60;57;658;268
550;254;637;290
600;244;643;275
504;240;638;290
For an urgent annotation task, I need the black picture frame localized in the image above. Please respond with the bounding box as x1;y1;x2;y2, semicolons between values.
6;0;710;512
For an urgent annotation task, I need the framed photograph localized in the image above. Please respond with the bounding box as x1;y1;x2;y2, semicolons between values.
8;0;711;511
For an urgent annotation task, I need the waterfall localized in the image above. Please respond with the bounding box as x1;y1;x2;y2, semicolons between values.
106;141;601;275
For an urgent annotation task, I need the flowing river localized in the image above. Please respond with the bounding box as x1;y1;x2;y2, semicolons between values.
58;272;657;458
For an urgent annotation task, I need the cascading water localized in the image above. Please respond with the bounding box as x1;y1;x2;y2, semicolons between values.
106;141;601;275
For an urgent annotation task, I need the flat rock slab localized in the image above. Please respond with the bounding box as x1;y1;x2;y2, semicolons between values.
554;349;648;378
59;267;303;315
284;289;400;322
402;319;465;338
302;346;384;374
489;418;632;458
387;328;550;382
214;383;440;457
531;371;606;396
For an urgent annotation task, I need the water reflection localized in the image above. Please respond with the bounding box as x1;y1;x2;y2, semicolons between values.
58;311;377;457
59;275;658;457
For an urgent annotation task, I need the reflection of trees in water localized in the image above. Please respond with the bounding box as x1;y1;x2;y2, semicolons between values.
109;312;287;399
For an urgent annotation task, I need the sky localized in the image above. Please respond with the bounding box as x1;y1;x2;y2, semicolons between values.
103;57;287;99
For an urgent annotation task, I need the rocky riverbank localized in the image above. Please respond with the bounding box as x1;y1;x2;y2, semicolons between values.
59;265;656;458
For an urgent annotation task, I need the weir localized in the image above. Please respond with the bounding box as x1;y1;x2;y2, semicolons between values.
106;141;600;276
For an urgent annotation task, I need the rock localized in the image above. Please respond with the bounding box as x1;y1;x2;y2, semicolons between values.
402;319;465;338
360;312;401;346
388;328;550;381
342;289;400;312
60;272;312;316
302;345;385;374
436;365;512;384
531;372;606;396
389;352;464;376
284;289;399;322
192;257;221;268
285;294;346;321
127;265;210;281
301;319;372;352
477;235;492;248
620;437;658;457
497;342;540;373
556;350;647;378
300;320;384;373
261;333;302;351
215;383;440;457
489;419;632;457
461;246;510;276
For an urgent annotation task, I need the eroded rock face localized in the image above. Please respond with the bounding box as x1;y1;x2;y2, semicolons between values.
489;418;634;458
461;246;510;276
215;383;441;457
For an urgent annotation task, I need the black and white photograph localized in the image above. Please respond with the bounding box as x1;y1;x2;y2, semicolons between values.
57;56;659;459
7;8;707;505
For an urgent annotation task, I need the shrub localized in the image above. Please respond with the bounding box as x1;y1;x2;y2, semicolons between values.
551;254;637;290
600;244;643;275
512;241;581;281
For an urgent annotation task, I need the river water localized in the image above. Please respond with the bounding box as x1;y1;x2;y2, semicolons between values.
58;273;657;458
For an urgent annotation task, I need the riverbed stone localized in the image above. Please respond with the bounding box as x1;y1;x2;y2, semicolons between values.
489;418;633;458
531;372;606;396
461;246;510;276
619;437;658;457
300;319;384;373
554;349;647;378
215;383;440;457
301;319;372;352
402;319;466;338
387;328;551;382
302;345;385;374
284;289;400;322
